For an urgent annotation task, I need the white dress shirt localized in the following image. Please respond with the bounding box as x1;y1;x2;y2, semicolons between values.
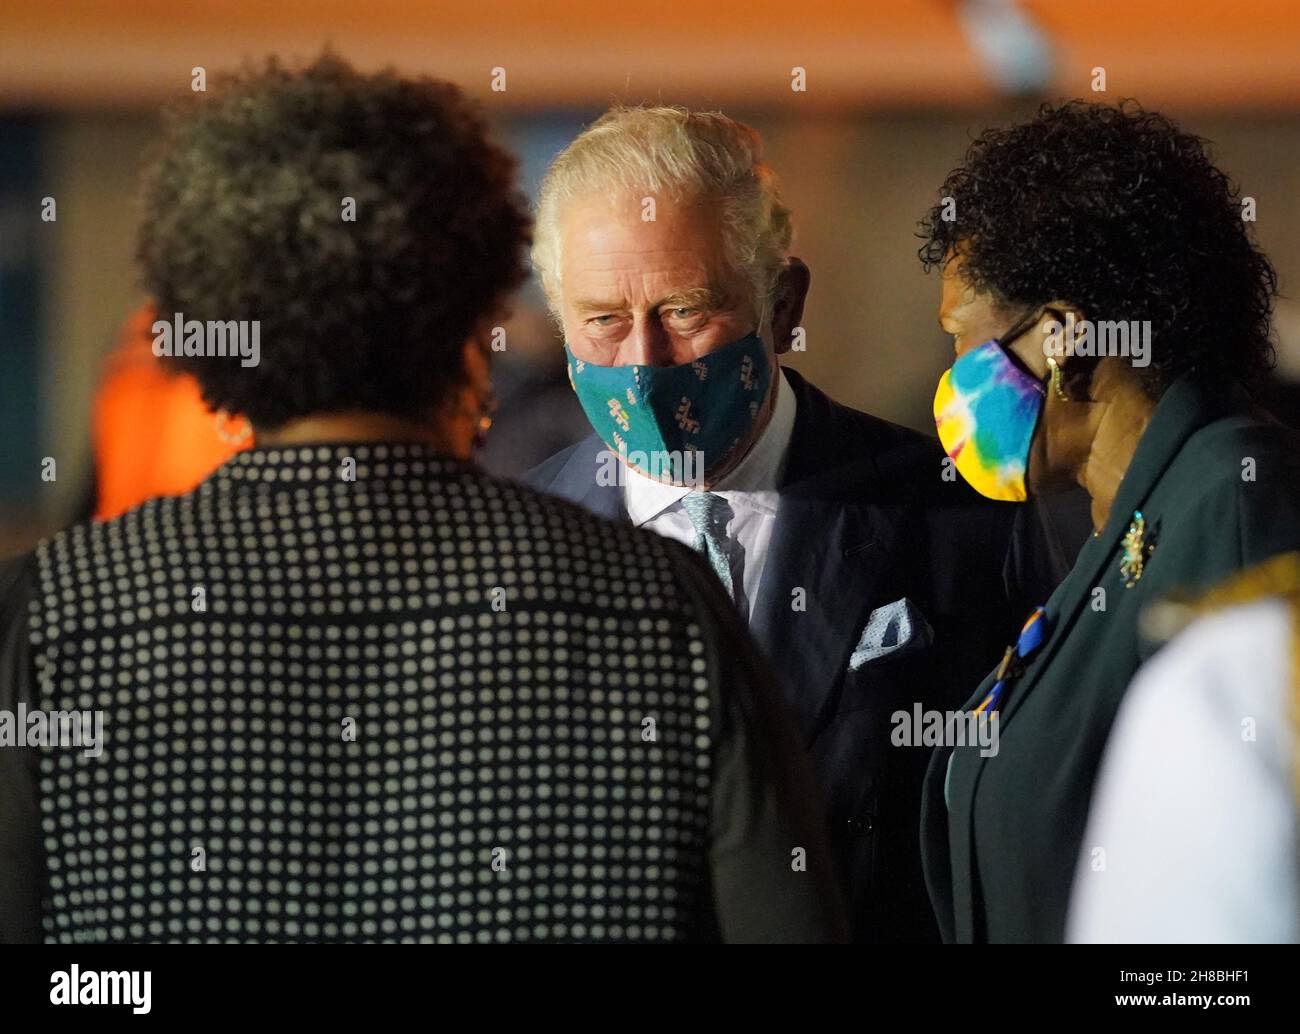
1067;596;1298;943
621;366;796;619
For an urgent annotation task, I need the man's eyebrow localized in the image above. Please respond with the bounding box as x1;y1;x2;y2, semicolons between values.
572;287;730;314
658;286;729;310
572;298;629;313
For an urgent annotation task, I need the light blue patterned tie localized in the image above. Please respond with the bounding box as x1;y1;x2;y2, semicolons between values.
680;491;735;602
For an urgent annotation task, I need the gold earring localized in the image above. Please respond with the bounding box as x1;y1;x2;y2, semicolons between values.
472;390;498;451
213;410;253;444
1046;356;1072;402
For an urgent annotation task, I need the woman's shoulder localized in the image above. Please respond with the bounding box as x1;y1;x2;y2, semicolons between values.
1184;408;1300;462
1169;411;1300;497
1162;412;1300;560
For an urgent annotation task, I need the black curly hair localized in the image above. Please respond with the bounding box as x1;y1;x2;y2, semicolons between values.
137;54;531;429
918;99;1276;395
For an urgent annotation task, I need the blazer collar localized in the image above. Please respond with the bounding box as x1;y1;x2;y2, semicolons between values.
996;373;1236;729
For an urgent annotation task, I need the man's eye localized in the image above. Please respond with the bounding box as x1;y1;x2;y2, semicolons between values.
669;307;700;319
588;315;617;326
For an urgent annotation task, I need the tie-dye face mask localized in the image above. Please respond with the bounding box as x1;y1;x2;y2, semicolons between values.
933;338;1046;502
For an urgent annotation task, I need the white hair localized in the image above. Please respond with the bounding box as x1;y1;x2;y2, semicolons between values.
532;105;793;326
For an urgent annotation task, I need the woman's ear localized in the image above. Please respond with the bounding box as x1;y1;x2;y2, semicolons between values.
1040;301;1097;401
1041;301;1088;363
431;330;496;459
461;328;493;396
1009;301;1084;380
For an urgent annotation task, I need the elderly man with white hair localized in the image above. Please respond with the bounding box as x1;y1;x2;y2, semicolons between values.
525;106;1069;942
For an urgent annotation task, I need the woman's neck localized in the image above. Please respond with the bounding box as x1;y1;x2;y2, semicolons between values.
1077;362;1157;533
254;410;470;457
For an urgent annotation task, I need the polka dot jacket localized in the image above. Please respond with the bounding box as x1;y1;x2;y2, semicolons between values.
0;443;846;943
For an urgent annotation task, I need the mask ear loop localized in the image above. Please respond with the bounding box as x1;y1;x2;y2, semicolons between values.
999;305;1082;402
994;306;1046;351
995;305;1049;382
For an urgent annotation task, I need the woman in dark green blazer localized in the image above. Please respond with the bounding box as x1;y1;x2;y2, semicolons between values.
914;100;1300;943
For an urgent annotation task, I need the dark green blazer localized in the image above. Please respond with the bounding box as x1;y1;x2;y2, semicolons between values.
920;375;1300;943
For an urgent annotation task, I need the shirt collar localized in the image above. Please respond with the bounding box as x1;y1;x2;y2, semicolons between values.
623;366;796;526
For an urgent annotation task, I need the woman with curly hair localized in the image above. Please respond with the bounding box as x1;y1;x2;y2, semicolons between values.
917;99;1300;943
0;56;845;944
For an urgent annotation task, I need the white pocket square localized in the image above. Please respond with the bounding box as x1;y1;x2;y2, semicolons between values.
848;598;934;671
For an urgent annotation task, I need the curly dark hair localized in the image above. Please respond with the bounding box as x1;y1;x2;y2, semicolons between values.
918;99;1276;395
137;54;531;429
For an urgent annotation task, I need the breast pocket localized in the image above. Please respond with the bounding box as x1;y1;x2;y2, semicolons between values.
847;597;934;671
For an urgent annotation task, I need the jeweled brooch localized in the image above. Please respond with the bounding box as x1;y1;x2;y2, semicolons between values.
1119;510;1156;587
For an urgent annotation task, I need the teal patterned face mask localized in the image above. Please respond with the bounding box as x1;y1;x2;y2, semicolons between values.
565;332;772;483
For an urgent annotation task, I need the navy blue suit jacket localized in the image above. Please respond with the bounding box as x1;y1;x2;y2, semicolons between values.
524;366;1073;941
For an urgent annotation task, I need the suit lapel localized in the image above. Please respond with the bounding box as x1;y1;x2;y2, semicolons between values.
542;434;625;522
749;370;899;747
751;485;900;747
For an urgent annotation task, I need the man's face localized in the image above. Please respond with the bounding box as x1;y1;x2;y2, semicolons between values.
555;192;760;366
